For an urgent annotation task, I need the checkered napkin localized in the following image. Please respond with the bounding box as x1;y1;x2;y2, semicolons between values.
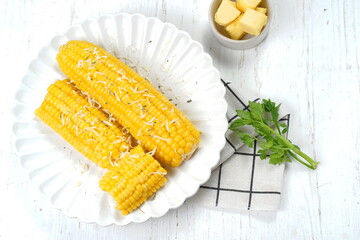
189;79;289;211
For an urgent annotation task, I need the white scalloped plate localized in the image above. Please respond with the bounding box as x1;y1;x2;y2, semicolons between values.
12;13;227;226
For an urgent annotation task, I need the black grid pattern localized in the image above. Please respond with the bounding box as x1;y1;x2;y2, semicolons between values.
199;79;290;210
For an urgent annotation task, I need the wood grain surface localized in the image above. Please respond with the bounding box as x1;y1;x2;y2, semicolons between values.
1;0;359;239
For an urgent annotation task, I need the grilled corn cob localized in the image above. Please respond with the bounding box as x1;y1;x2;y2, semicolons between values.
35;79;133;169
56;40;200;167
99;145;167;215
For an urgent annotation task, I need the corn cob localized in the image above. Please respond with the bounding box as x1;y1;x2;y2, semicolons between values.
99;145;167;215
56;40;200;167
35;79;133;169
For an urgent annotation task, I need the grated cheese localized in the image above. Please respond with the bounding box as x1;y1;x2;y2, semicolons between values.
131;86;147;94
122;128;130;134
108;151;114;166
137;128;143;137
130;85;138;93
137;103;145;114
127;77;137;84
149;171;167;175
102;120;113;127
143;117;156;126
106;112;116;122
79;163;89;174
152;135;169;141
114;92;120;101
118;86;127;93
139;111;146;119
120;151;129;159
129;100;143;105
76;60;84;68
109;159;116;167
165;120;170;132
111;138;125;144
75;125;79;136
116;77;125;82
96;81;107;85
102;108;111;115
147;147;157;156
83;126;98;135
126;135;133;147
82;92;93;107
86;72;92;81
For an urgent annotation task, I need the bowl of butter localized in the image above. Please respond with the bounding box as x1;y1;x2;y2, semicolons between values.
209;0;272;50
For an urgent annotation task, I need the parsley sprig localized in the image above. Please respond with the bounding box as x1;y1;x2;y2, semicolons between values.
229;99;318;170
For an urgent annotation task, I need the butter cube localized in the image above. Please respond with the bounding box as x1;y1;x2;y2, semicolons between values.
255;7;267;14
236;0;261;12
225;14;247;40
239;8;267;36
215;0;241;26
229;1;237;8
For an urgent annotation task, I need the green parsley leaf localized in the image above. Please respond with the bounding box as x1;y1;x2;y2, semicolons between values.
236;110;252;120
248;101;264;121
235;131;255;148
230;99;319;170
258;149;268;160
229;118;252;129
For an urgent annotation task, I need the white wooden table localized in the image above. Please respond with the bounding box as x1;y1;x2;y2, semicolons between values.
1;0;359;239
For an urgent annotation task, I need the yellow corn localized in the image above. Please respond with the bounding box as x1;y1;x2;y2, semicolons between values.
56;40;200;167
99;145;167;215
35;79;133;169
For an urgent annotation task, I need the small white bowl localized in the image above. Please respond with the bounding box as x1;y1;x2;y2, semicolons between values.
209;0;273;50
